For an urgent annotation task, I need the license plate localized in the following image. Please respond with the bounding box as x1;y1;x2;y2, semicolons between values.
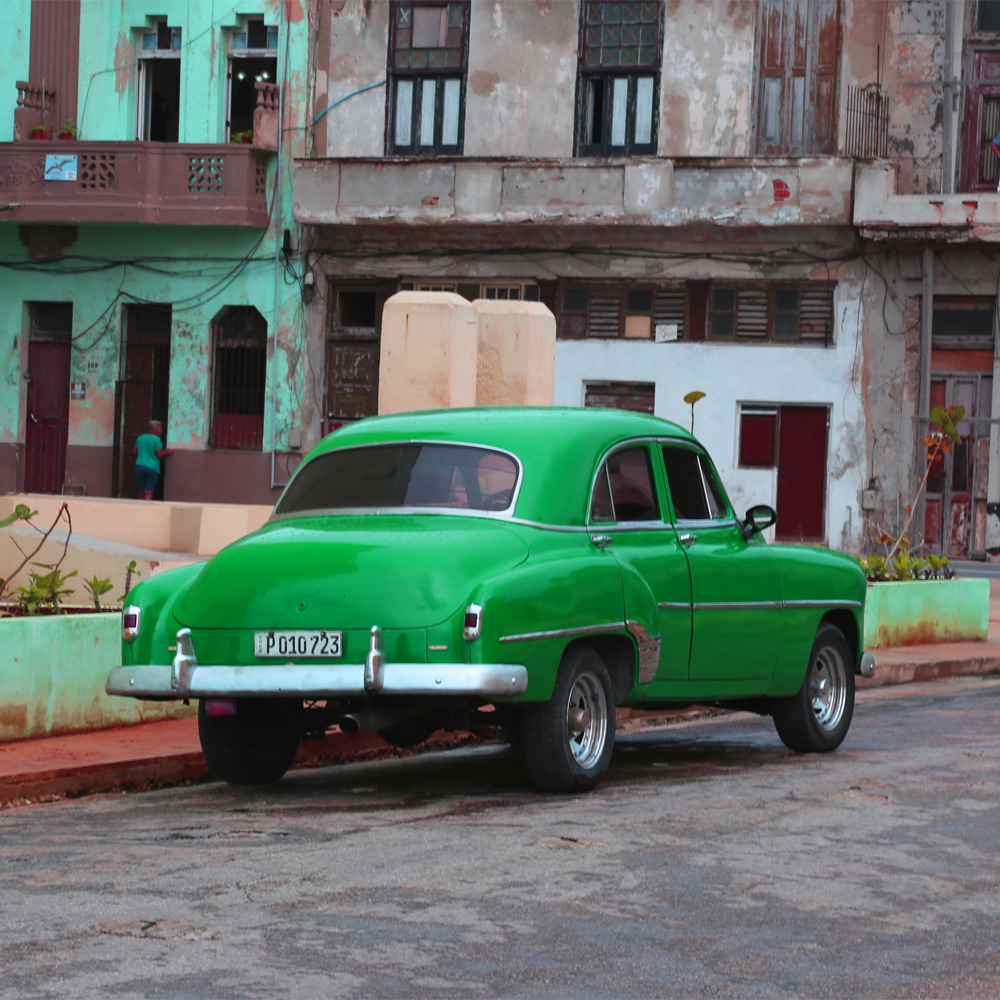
254;630;342;658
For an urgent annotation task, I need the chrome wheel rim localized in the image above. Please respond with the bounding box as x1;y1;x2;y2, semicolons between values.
566;671;608;770
810;643;847;730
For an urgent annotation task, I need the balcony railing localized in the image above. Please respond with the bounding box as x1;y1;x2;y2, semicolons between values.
0;141;272;227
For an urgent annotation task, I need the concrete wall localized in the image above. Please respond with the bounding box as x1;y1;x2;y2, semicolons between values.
0;613;193;742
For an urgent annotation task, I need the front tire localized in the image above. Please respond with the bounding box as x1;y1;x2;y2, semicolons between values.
198;698;302;785
771;624;855;753
520;647;615;793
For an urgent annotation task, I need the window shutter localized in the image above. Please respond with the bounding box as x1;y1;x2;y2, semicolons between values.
654;288;686;338
589;297;622;338
799;286;834;341
735;289;769;338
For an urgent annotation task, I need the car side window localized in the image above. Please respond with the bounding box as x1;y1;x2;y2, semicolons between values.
590;446;659;523
662;445;727;522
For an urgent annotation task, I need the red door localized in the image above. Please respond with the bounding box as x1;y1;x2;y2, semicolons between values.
24;341;71;493
775;405;828;541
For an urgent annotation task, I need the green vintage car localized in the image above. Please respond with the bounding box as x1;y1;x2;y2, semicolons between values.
107;406;874;792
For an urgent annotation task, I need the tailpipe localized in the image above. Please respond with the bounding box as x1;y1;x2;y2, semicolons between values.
338;705;427;736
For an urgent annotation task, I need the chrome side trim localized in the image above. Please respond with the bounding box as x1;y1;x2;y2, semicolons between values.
107;661;529;699
499;622;625;644
657;602;690;610
626;621;661;685
692;601;784;611
783;599;863;609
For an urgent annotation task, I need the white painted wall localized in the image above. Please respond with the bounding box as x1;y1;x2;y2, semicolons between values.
553;282;868;552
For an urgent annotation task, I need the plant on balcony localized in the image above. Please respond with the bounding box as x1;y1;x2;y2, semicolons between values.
30;125;52;140
230;129;254;144
57;118;77;139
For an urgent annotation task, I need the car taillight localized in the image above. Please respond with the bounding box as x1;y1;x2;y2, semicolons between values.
122;605;141;642
463;603;483;641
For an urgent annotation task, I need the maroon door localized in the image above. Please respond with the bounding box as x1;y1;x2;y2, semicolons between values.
775;405;828;541
959;50;1000;193
24;341;71;493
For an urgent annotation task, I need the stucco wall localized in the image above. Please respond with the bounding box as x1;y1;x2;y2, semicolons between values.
554;264;872;550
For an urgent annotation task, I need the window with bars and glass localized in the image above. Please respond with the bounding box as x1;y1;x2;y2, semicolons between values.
558;285;686;340
576;0;661;156
398;280;541;302
707;285;835;344
211;307;268;451
387;1;469;155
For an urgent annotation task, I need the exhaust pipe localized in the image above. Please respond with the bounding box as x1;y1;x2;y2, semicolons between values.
338;705;427;736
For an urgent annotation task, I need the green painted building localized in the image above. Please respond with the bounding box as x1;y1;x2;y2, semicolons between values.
0;0;311;504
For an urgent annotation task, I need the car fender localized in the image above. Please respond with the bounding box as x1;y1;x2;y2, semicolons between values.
471;548;630;702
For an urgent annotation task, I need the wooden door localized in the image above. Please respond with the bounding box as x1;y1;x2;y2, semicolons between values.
325;288;385;433
756;0;841;155
959;50;1000;193
24;340;71;494
775;405;828;541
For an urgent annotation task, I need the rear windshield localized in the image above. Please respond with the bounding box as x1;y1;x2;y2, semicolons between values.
276;443;519;515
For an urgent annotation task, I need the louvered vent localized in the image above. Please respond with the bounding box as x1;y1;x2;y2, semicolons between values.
588;297;622;337
736;289;769;338
654;289;686;338
799;287;834;341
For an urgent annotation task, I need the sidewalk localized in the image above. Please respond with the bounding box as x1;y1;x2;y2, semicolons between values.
4;590;1000;807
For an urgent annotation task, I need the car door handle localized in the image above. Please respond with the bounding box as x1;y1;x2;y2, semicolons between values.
591;534;613;548
679;533;697;547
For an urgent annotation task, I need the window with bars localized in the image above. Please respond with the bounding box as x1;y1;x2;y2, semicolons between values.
398;280;541;301
576;0;661;156
387;1;469;155
558;285;686;340
708;285;834;344
211;307;267;451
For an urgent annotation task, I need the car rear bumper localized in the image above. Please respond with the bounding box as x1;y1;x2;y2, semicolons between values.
107;627;528;700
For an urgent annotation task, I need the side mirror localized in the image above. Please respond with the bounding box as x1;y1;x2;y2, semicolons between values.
742;503;777;538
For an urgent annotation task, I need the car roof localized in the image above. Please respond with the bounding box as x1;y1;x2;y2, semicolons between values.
299;407;698;526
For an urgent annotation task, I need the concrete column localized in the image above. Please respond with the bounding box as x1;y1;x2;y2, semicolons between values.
378;292;479;414
474;299;556;406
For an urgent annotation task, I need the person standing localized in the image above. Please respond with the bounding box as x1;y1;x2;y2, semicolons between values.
133;420;173;500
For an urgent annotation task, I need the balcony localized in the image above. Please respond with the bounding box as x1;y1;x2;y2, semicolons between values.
0;142;272;227
293;156;855;249
855;162;1000;243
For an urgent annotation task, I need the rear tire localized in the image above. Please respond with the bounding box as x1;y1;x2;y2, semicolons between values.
771;624;854;753
520;647;615;793
198;698;302;785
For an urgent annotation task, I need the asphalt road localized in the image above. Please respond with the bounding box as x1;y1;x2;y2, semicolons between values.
2;677;1000;999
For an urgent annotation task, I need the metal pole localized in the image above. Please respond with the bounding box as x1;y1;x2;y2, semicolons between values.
917;248;934;540
942;0;954;194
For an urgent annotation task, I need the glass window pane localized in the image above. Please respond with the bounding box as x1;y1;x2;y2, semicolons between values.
627;289;653;312
420;79;436;146
634;76;654;144
662;446;709;521
978;0;1000;32
611;77;628;146
442;78;460;145
773;315;798;339
761;76;781;144
395;79;413;146
775;290;798;312
563;289;588;311
413;5;446;47
607;447;659;521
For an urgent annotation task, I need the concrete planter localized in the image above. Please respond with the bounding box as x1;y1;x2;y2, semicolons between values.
1;613;193;742
863;578;990;649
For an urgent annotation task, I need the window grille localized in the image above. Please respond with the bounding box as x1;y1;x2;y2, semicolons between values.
211;307;267;451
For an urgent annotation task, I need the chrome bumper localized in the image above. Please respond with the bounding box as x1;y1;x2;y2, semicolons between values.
107;627;528;700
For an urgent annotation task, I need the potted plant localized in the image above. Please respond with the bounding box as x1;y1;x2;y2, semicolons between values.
57;118;77;140
230;129;254;144
30;124;52;140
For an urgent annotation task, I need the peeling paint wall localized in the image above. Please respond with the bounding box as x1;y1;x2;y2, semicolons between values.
0;0;312;503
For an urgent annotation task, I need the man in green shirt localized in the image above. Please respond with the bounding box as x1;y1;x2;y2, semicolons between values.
133;420;173;500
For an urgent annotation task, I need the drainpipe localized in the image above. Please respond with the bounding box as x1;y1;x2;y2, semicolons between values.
917;248;934;538
270;0;288;491
941;0;955;194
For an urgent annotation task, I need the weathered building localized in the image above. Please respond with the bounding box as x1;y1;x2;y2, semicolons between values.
295;0;870;549
0;0;309;504
854;0;1000;559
